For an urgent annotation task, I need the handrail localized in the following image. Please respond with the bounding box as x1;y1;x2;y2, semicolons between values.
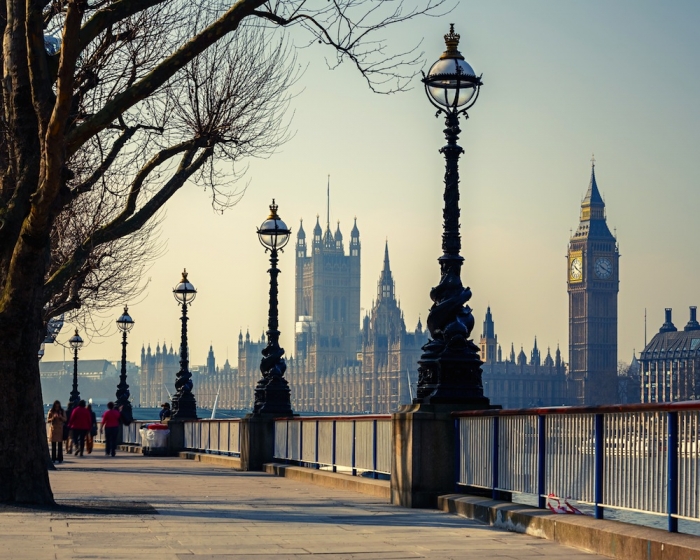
455;406;700;533
284;414;392;422
453;401;700;417
274;415;391;477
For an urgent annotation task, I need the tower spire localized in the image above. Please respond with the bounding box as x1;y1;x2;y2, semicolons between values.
583;157;604;208
377;240;395;301
383;239;390;271
327;174;330;229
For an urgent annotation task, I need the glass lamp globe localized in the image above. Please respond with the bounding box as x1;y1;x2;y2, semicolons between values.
68;329;84;350
423;24;482;112
257;199;291;251
116;305;135;333
173;269;197;305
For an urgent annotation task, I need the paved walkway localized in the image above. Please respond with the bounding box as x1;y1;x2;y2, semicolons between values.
1;453;608;559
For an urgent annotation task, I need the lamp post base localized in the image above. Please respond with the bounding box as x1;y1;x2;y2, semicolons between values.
415;339;491;406
391;401;498;508
171;392;197;420
255;377;293;416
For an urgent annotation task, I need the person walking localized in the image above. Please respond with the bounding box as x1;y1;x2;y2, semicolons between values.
47;401;67;463
68;400;92;457
101;402;121;457
85;403;97;454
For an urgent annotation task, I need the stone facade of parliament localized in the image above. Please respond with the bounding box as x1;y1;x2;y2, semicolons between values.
139;165;630;411
139;219;424;413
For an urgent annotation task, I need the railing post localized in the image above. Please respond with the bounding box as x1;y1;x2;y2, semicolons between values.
492;416;499;500
315;420;320;469
594;413;604;519
285;420;290;462
668;411;679;533
372;419;378;479
332;420;337;473
352;420;357;476
454;417;460;493
299;419;304;466
538;414;546;509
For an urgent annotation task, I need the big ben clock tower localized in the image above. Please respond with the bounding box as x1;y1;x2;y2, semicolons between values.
568;159;619;405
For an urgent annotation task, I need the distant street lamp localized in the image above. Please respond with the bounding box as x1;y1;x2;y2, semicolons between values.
68;329;84;407
171;269;198;419
414;25;490;406
115;305;135;424
253;200;293;415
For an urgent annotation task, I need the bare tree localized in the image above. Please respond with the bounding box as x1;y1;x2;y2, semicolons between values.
0;0;445;504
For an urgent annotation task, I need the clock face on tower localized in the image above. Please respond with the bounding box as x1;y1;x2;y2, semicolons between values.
570;256;583;281
595;257;612;279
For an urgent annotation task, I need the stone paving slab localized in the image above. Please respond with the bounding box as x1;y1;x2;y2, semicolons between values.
0;453;608;559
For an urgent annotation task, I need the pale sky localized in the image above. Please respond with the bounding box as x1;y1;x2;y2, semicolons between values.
45;1;700;376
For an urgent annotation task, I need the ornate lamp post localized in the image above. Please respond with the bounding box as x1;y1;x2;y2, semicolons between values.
115;305;135;424
68;329;84;407
414;25;490;406
253;200;293;415
171;269;198;419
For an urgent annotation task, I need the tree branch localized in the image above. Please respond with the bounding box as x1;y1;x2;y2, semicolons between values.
44;142;213;297
66;0;266;155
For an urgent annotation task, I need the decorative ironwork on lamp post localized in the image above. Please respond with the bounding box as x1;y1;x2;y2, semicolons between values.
115;305;135;424
253;200;293;415
414;24;490;406
171;269;198;420
68;329;84;408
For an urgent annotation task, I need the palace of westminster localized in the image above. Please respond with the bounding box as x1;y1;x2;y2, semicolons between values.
135;163;700;413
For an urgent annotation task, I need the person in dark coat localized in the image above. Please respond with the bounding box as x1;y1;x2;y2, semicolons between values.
68;400;92;457
64;403;75;454
85;403;97;454
159;402;171;422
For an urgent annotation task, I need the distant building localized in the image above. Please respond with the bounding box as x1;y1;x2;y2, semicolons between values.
617;351;641;404
357;243;423;413
639;307;700;402
40;359;139;405
140;342;179;407
214;219;425;414
567;160;620;405
479;307;570;408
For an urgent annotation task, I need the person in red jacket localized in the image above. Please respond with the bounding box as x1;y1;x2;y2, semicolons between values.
68;400;92;457
101;402;122;457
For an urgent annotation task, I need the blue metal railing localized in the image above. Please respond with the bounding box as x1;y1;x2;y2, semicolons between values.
454;402;700;533
273;415;391;478
182;419;241;456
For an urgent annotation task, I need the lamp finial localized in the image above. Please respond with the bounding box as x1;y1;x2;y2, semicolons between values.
441;23;464;60
268;199;279;219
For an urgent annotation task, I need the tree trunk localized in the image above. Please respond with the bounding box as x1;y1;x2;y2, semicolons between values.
0;311;54;504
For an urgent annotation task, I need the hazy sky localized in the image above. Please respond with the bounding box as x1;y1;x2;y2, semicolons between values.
45;1;700;374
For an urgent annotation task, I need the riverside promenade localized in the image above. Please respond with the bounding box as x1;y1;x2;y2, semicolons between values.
0;453;606;560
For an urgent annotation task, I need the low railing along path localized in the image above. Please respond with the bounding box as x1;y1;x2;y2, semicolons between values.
3;453;606;560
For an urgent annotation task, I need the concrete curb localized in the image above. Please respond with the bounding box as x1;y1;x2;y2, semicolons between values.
438;494;700;560
179;451;242;469
263;463;390;500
